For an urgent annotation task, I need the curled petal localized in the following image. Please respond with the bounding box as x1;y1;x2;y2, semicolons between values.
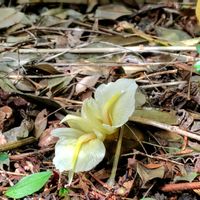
82;98;117;137
81;98;101;121
61;115;93;133
95;79;137;127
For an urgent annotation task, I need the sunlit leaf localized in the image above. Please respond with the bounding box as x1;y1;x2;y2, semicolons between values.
194;61;200;73
196;44;200;54
6;171;52;199
58;188;70;198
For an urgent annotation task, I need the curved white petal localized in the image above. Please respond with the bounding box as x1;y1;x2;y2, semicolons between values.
74;138;105;172
53;138;76;172
95;79;137;127
51;128;84;139
111;85;137;127
53;137;105;173
81;98;102;120
81;98;115;137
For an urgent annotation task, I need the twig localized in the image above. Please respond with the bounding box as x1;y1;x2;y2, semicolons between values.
161;182;200;192
19;46;196;53
130;116;200;141
135;69;178;80
13;26;111;36
53;61;183;67
72;19;125;37
0;137;37;152
0;170;26;176
9;147;54;160
8;74;68;79
53;97;83;105
89;172;112;190
17;46;197;54
18;0;87;4
140;81;187;88
122;151;184;166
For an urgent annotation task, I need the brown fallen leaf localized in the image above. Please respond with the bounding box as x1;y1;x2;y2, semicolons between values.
0;106;13;131
75;75;100;95
0;132;7;145
38;127;58;148
34;109;48;139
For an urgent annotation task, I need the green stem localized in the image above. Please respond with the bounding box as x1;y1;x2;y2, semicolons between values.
107;126;124;186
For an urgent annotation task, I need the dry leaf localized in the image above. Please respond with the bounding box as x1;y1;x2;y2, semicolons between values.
3;119;33;142
0;106;12;130
0;132;7;145
75;75;100;94
196;0;200;23
95;4;133;20
0;106;12;119
38;127;58;148
34;109;47;139
137;162;165;184
0;8;30;29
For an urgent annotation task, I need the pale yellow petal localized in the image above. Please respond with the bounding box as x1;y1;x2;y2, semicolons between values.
95;78;137;127
82;98;115;137
81;98;101;120
51;128;83;139
53;135;105;174
61;114;93;133
53;138;76;172
111;85;137;127
74;138;105;172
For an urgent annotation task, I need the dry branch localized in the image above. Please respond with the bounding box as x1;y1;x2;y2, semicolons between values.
17;46;197;54
130;116;200;141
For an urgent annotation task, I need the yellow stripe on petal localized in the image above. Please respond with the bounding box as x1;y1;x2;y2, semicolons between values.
102;92;123;125
70;133;96;182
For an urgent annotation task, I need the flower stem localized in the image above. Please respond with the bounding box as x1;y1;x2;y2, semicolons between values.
107;126;124;186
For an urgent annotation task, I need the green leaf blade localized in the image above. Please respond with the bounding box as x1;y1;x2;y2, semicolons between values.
193;60;200;73
196;44;200;54
6;171;52;199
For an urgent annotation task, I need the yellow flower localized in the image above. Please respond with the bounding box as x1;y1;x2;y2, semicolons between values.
52;127;105;183
52;78;137;183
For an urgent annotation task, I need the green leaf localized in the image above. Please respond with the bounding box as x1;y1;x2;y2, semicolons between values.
0;152;10;170
193;61;200;73
6;171;52;199
196;44;200;54
58;188;70;197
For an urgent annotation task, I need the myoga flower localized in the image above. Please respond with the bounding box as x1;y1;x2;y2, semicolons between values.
52;78;138;183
